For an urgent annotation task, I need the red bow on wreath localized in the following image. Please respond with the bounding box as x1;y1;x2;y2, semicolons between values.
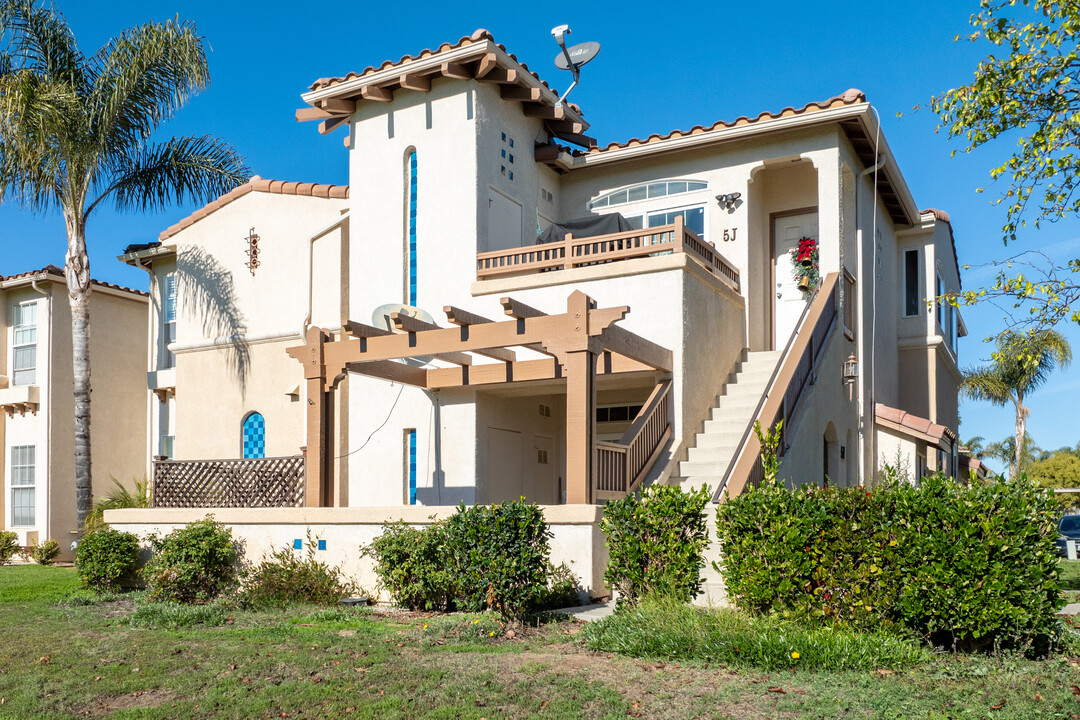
795;237;817;264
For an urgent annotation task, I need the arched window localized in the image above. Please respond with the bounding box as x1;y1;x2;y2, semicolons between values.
406;149;418;305
242;412;266;459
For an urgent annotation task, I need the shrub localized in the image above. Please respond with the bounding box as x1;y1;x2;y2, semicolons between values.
582;596;930;671
240;537;353;609
601;484;711;605
143;518;239;604
714;473;1065;651
544;561;581;609
364;521;455;611
0;531;18;565
82;476;149;534
30;539;61;565
443;500;555;619
75;529;141;592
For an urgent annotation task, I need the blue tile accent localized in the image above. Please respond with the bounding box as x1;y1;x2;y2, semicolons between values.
408;429;417;505
293;538;302;550
408;151;418;306
242;412;265;459
317;539;327;551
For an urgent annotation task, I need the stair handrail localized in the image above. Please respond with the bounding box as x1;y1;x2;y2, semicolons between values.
711;272;840;503
595;380;672;499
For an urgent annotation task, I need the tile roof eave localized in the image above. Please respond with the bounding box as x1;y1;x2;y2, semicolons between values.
0;265;148;297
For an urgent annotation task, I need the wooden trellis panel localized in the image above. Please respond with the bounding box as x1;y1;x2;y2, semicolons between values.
152;456;305;508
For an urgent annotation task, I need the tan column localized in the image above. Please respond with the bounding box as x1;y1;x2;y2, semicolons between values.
303;327;328;507
564;349;596;504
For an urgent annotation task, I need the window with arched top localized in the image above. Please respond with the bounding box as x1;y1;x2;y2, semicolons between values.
242;412;266;459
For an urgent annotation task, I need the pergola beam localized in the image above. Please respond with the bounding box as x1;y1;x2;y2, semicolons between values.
603;325;674;373
500;296;546;319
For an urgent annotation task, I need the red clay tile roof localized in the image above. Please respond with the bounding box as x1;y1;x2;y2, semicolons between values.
1;265;148;297
875;403;957;445
576;88;867;156
306;28;581;115
158;176;349;242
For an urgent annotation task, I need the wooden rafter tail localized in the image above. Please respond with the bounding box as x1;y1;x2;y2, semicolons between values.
555;132;598;149
296;106;336;122
319;116;350;135
398;73;431;92
360;84;393;102
317;98;356;114
474;52;499;78
476;67;518;85
546;119;586;135
523;104;567;120
440;60;472;79
500;296;547;319
501;86;542;102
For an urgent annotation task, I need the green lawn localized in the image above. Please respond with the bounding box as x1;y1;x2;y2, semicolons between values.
2;565;1080;720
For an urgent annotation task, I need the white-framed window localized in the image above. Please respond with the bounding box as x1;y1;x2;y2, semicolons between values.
589;179;708;209
161;273;177;369
903;249;920;317
10;445;35;527
11;301;37;386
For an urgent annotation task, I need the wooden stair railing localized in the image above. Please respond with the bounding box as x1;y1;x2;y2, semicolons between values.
595;380;673;501
477;216;740;292
711;272;840;503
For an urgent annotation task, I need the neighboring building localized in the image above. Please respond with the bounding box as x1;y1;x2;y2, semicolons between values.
0;266;148;558
111;29;968;599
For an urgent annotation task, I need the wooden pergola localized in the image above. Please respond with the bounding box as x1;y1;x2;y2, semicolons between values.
287;290;673;506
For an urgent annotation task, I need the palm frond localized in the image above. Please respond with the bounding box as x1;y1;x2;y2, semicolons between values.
91;134;248;217
960;367;1012;405
87;17;210;156
0;0;85;90
82;476;148;534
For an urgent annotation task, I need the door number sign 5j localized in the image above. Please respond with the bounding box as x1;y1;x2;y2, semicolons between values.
722;228;738;242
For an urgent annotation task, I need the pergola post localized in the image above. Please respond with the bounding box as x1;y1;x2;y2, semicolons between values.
564;349;596;504
302;326;328;507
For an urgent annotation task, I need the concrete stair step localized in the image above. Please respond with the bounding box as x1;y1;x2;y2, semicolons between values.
687;446;736;463
695;431;745;447
679;460;730;476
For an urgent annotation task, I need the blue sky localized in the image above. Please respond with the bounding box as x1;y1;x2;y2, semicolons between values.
1;0;1076;467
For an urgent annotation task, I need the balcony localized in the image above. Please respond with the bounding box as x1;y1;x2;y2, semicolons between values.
0;383;39;417
476;217;740;292
147;367;176;402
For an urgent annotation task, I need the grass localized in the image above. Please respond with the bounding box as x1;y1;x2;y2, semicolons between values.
1;565;1080;719
582;596;931;671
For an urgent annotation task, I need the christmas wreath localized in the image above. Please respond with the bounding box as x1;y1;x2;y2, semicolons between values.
789;237;819;292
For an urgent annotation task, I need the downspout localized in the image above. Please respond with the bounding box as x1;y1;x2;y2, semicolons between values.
131;257;156;482
29;278;53;545
856;148;884;486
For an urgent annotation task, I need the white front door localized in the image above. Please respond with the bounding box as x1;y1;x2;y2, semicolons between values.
773;212;819;348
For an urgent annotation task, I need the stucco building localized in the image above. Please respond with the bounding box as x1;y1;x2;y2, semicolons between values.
1;266;148;558
110;29;969;599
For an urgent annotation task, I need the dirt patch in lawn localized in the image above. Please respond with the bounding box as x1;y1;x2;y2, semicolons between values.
494;642;799;720
71;688;175;717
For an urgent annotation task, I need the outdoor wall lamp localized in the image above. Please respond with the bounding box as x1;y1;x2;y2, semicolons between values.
715;192;741;211
843;352;858;401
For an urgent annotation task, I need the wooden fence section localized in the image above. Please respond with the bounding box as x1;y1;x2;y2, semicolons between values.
595;380;672;501
712;273;839;502
477;216;740;292
152;455;305;508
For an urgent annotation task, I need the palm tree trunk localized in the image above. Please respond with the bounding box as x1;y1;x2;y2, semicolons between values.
65;220;93;534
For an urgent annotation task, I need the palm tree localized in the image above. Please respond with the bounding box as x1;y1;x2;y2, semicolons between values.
984;433;1039;477
962;330;1071;479
960;435;986;459
0;1;248;532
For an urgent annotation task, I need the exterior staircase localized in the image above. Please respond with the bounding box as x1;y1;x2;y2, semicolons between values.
674;349;783;497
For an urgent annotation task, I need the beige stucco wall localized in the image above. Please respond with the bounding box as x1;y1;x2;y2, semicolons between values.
106;504;608;603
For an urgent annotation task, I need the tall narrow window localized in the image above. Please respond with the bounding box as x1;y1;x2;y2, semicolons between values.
406;151;418;306
242;412;266;459
161;273;177;369
12;301;37;385
903;250;919;317
10;445;35;526
405;429;417;505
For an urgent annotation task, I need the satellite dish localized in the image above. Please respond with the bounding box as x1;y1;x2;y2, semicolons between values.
371;303;436;368
554;41;601;71
371;303;436;333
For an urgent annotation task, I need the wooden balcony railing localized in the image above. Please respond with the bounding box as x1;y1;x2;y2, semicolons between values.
477;215;740;292
712;273;839;502
152;455;305;508
595;380;673;501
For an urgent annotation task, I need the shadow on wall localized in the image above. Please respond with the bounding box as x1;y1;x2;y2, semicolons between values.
177;246;251;393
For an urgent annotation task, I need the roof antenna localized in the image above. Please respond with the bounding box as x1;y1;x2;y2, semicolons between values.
551;25;600;108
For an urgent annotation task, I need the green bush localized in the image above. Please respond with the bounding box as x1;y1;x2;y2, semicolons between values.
30;539;61;565
582;596;930;671
443;500;556;619
0;531;18;565
714;473;1065;651
75;529;141;592
142;518;239;604
600;484;711;605
364;521;455;611
240;538;353;609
